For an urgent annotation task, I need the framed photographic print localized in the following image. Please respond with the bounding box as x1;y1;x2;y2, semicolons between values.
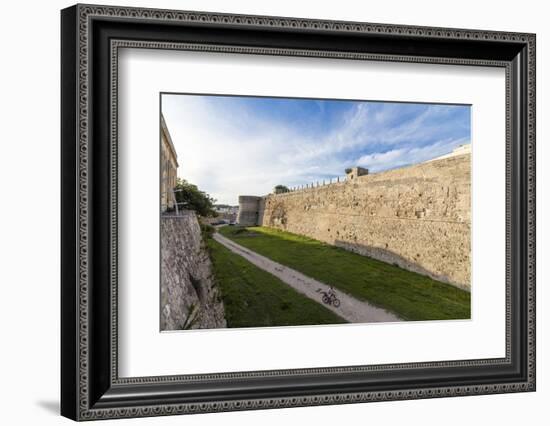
61;4;536;421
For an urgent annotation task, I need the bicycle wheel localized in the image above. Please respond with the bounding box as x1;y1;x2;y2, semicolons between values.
332;298;341;308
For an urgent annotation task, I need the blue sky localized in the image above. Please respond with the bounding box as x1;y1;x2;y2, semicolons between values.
162;94;470;205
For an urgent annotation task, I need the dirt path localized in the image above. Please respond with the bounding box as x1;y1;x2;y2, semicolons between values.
212;232;401;324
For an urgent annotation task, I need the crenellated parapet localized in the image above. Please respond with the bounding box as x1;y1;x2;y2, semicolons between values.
237;152;472;289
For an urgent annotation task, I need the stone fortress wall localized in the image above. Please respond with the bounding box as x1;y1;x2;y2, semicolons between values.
239;152;471;290
160;212;226;330
237;196;264;226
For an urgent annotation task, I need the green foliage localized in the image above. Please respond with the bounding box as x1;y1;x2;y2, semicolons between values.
273;184;290;194
344;167;352;174
219;226;471;321
200;223;215;240
174;178;217;217
207;238;346;328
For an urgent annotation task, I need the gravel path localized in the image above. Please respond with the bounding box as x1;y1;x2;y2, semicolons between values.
213;232;401;324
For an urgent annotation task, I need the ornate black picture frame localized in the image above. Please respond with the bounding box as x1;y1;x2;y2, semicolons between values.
61;4;536;421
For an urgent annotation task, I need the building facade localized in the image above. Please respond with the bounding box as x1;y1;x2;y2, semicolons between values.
161;114;179;212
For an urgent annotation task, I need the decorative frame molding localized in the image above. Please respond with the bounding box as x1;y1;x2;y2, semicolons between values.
61;4;535;421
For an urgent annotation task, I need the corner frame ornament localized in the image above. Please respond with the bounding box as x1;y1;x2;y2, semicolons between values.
61;3;535;421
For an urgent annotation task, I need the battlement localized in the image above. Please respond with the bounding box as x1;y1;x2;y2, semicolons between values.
236;152;471;289
345;166;369;180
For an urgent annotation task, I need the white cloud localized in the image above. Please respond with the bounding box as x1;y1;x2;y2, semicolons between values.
355;137;470;172
162;95;469;204
162;95;321;204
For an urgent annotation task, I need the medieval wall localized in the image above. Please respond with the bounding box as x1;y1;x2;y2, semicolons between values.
237;195;263;226
160;211;226;330
259;154;471;290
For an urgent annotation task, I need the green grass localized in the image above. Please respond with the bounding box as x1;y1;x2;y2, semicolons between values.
207;238;346;328
219;226;471;321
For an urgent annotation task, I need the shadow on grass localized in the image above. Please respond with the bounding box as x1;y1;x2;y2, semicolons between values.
220;226;471;321
334;240;460;288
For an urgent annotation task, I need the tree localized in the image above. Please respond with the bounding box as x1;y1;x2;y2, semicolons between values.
173;178;217;217
273;184;289;194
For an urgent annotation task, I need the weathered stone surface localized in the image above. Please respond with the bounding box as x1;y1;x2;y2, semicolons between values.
257;154;471;290
160;212;226;330
237;195;262;226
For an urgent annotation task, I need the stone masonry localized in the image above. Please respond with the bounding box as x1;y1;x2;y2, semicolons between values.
160;211;226;330
245;154;471;290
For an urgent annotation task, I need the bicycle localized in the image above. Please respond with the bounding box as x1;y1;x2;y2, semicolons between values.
317;288;341;307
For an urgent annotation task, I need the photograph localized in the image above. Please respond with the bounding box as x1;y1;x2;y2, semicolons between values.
159;93;472;331
57;3;536;421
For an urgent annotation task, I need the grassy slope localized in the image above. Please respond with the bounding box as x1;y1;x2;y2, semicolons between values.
207;238;346;328
219;226;470;321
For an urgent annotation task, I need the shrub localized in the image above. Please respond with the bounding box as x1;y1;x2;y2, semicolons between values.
200;223;215;239
174;178;218;217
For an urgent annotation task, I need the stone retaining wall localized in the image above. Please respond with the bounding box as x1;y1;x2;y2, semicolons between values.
160;212;226;330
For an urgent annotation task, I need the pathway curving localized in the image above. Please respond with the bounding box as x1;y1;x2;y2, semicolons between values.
213;232;401;324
